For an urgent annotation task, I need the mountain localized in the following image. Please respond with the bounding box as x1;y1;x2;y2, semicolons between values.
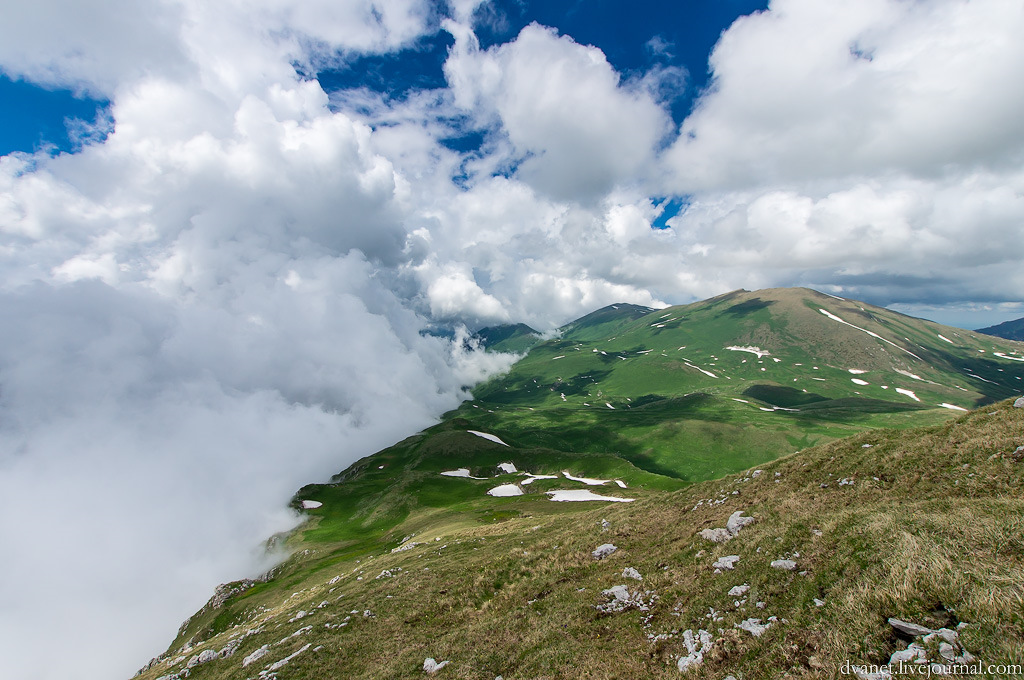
473;323;542;354
134;288;1024;679
977;316;1024;342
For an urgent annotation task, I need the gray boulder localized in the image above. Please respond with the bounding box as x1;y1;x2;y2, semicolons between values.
1014;396;1024;408
592;543;617;559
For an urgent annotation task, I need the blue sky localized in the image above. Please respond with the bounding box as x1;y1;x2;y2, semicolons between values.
2;2;1024;679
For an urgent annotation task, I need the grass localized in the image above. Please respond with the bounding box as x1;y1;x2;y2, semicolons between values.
134;288;1024;679
138;398;1024;680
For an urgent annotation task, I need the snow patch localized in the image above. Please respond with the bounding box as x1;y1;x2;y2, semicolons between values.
994;352;1024;362
300;500;322;509
726;346;770;358
848;369;867;374
547;490;634;503
440;468;487;479
487;484;523;497
467;430;509;446
938;334;955;344
563;471;610;486
895;388;920;402
818;309;922;360
851;378;869;386
939;403;968;412
520;472;558;485
496;462;517;474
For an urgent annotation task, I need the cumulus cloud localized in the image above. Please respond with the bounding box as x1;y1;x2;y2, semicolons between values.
443;20;671;202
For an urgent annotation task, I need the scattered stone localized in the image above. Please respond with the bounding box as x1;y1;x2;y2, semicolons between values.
699;528;733;543
242;645;270;667
592;543;618;560
736;618;772;637
423;657;450;674
890;643;927;664
622;567;643;581
726;511;755;535
888;617;934;637
813;598;825;607
267;643;311;672
186;649;217;668
596;585;658;613
712;555;740;570
676;629;713;673
728;584;749;597
218;638;241;658
288;610;308;622
770;559;797;571
601;519;610;532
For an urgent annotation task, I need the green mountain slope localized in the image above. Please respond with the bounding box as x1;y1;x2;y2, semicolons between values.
134;288;1024;680
474;323;543;354
137;399;1024;680
455;287;1024;482
977;316;1024;342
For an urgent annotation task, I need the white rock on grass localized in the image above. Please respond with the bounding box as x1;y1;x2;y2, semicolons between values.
770;559;797;571
736;618;772;637
592;543;618;560
699;511;755;543
186;649;217;668
1014;396;1024;408
887;617;933;637
676;629;713;673
728;584;749;597
267;643;311;672
241;645;270;667
699;528;732;543
726;511;755;535
713;555;740;570
423;657;450;673
622;567;642;581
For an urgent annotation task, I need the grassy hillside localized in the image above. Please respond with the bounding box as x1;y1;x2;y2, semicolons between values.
134;288;1024;679
452;288;1024;482
137;398;1024;680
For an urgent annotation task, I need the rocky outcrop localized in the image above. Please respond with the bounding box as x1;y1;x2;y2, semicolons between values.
699;511;755;543
592;543;617;560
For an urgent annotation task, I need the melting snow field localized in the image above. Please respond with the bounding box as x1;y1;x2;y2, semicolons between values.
520;473;559;485
487;484;524;497
546;490;635;503
895;388;920;402
467;430;509;446
851;378;869;386
497;462;517;474
614;480;628;488
938;334;955;344
563;471;610;486
940;403;968;411
818;308;923;360
994;352;1024;362
848;369;867;374
726;346;770;358
440;468;487;479
300;500;322;509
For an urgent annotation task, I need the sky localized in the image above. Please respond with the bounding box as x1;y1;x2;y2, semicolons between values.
1;1;1023;678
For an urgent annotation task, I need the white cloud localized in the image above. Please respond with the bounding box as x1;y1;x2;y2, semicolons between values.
443;21;671;202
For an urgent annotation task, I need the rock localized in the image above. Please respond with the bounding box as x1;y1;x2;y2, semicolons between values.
726;511;755;535
1014;397;1024;408
813;598;825;607
622;567;642;581
241;645;270;667
939;642;956;661
592;543;617;560
890;643;927;664
423;657;450;674
728;584;749;597
700;528;733;543
186;649;217;668
888;617;934;637
267;644;311;672
770;559;797;571
736;618;771;637
713;555;740;570
676;629;713;672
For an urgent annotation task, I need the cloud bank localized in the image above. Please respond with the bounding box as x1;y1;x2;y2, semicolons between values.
1;1;1023;678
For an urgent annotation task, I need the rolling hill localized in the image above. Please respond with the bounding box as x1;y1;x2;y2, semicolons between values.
977;316;1024;342
133;288;1024;680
